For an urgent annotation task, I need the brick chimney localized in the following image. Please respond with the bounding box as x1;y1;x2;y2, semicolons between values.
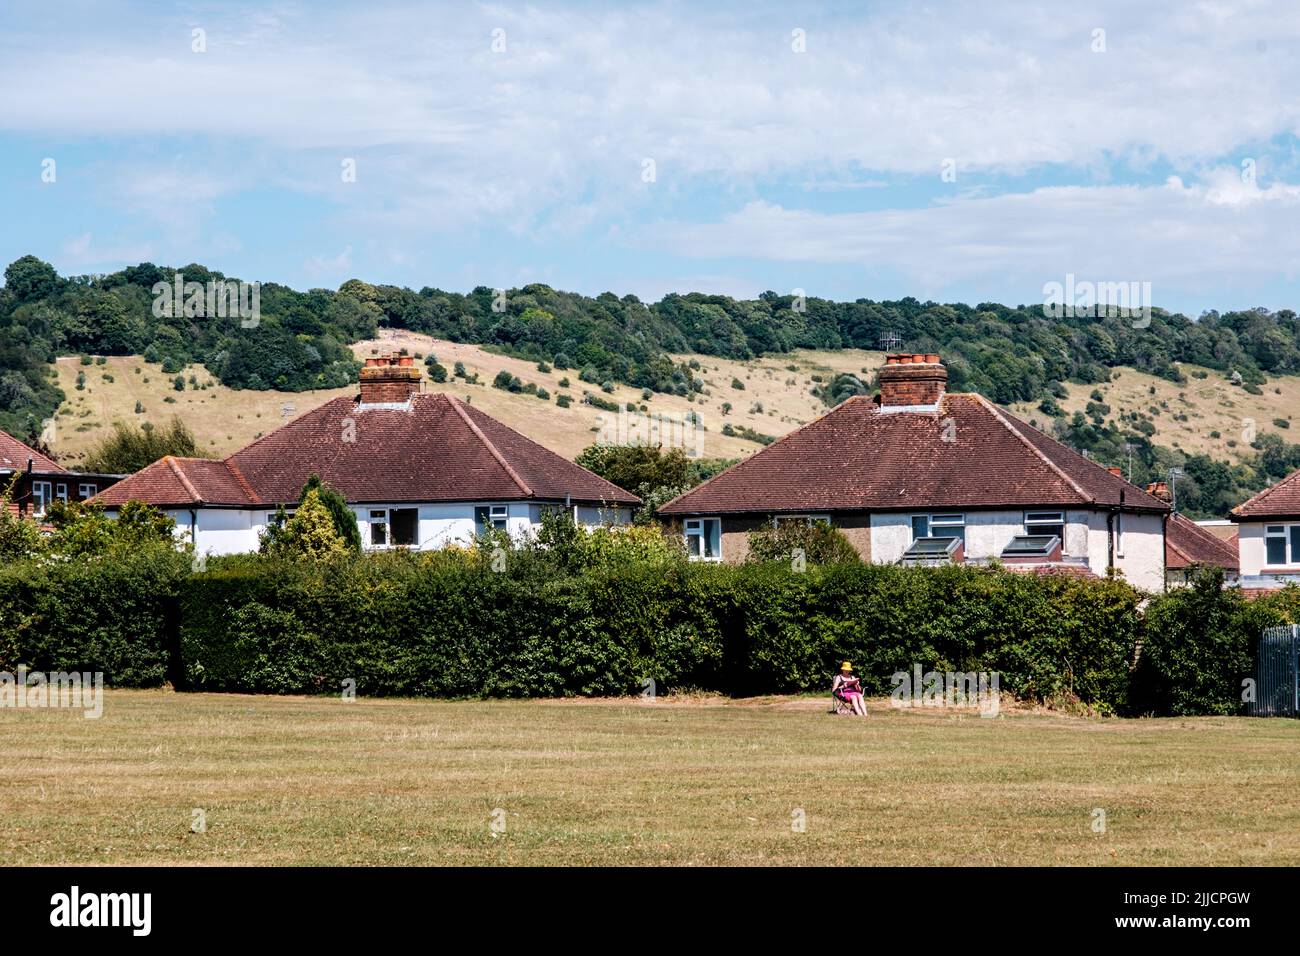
1146;481;1170;501
878;353;947;409
359;353;421;404
1107;467;1123;477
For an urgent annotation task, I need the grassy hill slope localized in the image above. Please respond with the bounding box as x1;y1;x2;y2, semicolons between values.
49;331;883;465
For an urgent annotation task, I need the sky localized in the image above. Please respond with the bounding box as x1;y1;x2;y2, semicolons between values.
3;0;1300;315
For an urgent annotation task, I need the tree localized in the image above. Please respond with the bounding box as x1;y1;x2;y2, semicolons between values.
3;255;61;303
297;474;361;550
0;474;43;560
575;444;691;495
746;519;861;566
263;488;347;559
83;419;201;473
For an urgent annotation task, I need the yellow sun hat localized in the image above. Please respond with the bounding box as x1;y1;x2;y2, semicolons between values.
840;661;852;671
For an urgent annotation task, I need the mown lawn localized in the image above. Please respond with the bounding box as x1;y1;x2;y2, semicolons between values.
1;690;1297;866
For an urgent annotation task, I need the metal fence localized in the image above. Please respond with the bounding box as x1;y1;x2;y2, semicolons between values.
1253;624;1300;718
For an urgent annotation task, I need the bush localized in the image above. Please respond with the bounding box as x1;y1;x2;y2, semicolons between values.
1133;568;1297;715
0;549;188;686
746;520;861;567
173;550;1146;705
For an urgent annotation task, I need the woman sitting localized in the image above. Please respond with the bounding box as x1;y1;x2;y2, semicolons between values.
831;661;867;716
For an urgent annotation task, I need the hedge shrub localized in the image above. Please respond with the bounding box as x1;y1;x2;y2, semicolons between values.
174;555;1145;706
5;548;1297;716
0;550;188;686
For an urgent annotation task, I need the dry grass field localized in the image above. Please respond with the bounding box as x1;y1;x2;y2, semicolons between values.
1009;363;1300;460
1;690;1296;866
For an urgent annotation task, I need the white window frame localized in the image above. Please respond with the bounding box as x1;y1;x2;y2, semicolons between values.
32;480;52;517
78;483;97;500
684;517;722;562
56;483;68;502
1115;512;1124;557
369;509;389;547
1264;524;1300;566
913;513;965;542
1024;511;1064;535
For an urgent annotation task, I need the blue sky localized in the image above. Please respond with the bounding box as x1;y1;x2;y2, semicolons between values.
3;0;1300;315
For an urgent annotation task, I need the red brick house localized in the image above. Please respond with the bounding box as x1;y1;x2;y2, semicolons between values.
94;355;638;555
0;428;121;520
659;354;1171;591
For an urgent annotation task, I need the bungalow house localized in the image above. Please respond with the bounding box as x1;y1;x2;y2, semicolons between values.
93;355;639;556
1164;512;1239;588
1229;465;1300;592
0;428;121;519
658;354;1171;592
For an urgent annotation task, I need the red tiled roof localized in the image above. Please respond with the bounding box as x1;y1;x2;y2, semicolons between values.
0;428;64;473
659;393;1170;515
96;394;638;509
1232;466;1300;519
1005;563;1099;580
94;457;258;507
1165;513;1238;571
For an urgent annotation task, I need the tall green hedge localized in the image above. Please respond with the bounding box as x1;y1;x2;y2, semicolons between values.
0;551;188;686
3;549;1297;715
175;556;1145;706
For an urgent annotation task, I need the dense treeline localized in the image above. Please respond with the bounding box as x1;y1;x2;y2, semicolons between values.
4;254;1300;516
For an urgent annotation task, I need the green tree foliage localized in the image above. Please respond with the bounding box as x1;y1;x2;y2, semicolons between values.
83;419;201;473
297;475;361;551
745;520;862;566
262;488;347;559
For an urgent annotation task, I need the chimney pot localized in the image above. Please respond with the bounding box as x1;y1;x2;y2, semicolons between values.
878;354;947;408
359;355;422;404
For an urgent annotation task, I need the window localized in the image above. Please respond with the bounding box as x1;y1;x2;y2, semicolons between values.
1115;512;1124;557
32;480;52;516
78;483;96;500
367;508;418;548
474;504;509;534
912;513;964;542
56;484;68;502
1264;525;1300;566
1025;511;1064;542
390;508;418;546
684;518;721;561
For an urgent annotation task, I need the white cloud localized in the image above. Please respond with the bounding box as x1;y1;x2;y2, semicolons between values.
653;170;1300;299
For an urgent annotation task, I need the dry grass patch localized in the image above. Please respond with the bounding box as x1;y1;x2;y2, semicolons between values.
1;690;1296;866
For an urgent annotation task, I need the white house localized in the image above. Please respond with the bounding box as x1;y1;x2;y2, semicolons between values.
659;353;1172;592
94;355;638;556
1230;465;1300;593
